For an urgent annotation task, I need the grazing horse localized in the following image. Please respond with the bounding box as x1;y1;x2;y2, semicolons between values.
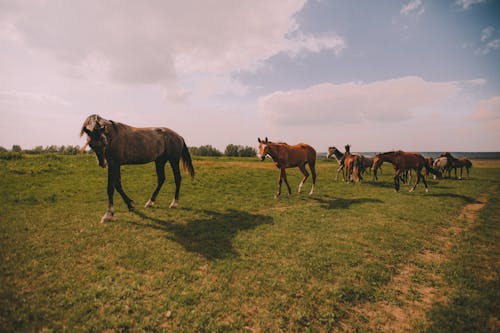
258;137;316;197
81;114;195;223
360;156;376;180
433;156;451;179
372;150;442;192
327;146;345;181
440;152;472;179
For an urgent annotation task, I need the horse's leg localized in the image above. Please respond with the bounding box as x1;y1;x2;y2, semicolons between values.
421;171;429;192
114;167;134;210
410;170;422;192
459;166;463;180
309;161;316;195
394;170;401;192
282;169;292;195
101;165;118;223
276;169;283;197
169;159;182;208
298;164;309;193
335;165;343;181
145;158;167;208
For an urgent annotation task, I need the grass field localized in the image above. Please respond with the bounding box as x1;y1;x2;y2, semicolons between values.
1;154;499;332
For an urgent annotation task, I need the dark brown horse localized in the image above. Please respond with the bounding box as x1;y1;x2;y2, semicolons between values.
258;137;316;197
81;115;195;223
440;152;472;179
372;150;441;192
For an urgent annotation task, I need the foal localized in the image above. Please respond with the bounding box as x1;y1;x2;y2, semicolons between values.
258;137;317;197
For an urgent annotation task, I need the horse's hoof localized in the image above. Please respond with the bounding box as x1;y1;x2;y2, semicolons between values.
169;200;178;208
144;199;155;208
425;188;429;193
100;215;113;224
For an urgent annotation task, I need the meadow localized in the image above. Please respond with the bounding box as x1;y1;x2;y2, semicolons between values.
0;154;498;332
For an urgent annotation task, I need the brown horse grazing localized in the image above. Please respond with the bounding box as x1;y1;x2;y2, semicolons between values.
440;152;472;179
372;150;442;192
258;137;316;197
81;114;195;223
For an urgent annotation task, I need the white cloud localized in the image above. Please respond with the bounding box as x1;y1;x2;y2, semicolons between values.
0;90;70;106
472;96;500;121
481;26;494;42
258;76;460;126
1;1;346;102
400;0;424;16
455;0;487;10
471;96;500;136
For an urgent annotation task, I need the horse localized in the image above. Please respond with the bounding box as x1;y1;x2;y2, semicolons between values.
433;156;451;179
343;144;363;182
372;150;442;192
327;146;345;181
81;114;195;223
258;137;316;197
440;152;472;179
360;156;376;179
423;157;434;179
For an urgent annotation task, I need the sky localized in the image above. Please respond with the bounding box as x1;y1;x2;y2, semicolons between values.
1;0;499;152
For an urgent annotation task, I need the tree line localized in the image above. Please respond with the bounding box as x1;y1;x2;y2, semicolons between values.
1;144;257;158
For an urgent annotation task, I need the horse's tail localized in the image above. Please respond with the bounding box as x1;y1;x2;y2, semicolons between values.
181;142;195;179
353;156;363;182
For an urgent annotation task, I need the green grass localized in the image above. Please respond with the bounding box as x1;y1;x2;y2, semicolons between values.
0;155;499;331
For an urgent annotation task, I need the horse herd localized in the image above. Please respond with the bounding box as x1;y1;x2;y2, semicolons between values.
81;115;472;223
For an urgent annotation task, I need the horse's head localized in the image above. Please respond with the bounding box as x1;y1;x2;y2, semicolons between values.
81;115;108;168
327;146;340;159
257;137;270;161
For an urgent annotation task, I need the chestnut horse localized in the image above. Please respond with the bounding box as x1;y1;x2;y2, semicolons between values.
258;137;316;197
440;152;472;179
372;150;441;192
343;144;363;182
81;114;195;223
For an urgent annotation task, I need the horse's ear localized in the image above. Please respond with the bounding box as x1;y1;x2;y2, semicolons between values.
258;138;261;143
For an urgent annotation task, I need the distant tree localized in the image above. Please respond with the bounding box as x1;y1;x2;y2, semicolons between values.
0;146;7;153
189;145;223;157
12;145;22;152
224;144;240;157
238;146;257;157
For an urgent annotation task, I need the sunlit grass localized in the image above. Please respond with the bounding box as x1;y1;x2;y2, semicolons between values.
0;155;498;331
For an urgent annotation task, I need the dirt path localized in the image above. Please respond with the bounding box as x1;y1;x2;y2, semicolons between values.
351;192;489;332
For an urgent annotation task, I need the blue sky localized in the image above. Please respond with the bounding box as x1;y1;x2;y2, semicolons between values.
1;0;499;152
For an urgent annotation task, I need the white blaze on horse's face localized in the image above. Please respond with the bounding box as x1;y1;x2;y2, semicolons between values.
258;142;269;161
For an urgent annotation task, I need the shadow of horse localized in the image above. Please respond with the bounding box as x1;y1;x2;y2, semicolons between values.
131;209;273;260
425;193;477;203
363;181;395;189
312;196;383;210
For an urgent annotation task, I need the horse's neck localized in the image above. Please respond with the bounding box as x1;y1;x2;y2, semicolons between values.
333;150;344;161
268;144;289;164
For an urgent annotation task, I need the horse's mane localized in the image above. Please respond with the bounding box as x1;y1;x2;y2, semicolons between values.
80;114;121;137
